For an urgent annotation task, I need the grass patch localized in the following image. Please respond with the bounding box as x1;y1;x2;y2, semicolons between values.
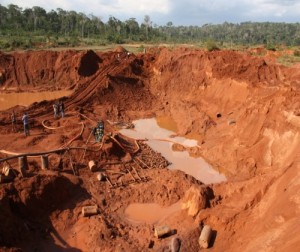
277;54;300;66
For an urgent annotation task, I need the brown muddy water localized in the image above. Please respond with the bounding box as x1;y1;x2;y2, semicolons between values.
121;118;226;185
124;202;182;225
0;90;73;111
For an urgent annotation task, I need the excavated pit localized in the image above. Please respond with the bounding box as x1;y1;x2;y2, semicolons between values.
0;47;300;251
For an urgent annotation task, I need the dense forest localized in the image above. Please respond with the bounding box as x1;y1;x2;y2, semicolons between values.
1;4;300;50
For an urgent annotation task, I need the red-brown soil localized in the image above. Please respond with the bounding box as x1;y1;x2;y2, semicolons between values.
0;47;300;252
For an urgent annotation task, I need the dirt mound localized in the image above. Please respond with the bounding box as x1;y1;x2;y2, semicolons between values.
114;46;127;53
0;47;299;251
0;172;84;248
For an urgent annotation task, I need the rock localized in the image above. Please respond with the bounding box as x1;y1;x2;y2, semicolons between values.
169;237;181;252
228;119;236;125
88;160;98;172
181;186;207;216
154;226;171;238
199;225;212;249
172;143;186;152
97;172;105;181
82;205;98;217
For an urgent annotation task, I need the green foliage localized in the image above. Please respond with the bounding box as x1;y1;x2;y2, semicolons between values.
206;40;220;51
265;44;276;51
294;50;300;57
138;44;145;52
23;39;33;49
277;54;300;66
1;4;300;50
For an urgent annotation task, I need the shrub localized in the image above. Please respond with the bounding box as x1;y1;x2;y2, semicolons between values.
206;40;220;51
294;50;300;57
265;44;276;51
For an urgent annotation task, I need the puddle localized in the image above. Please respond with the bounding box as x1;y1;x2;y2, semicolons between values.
124;201;181;225
156;116;178;132
0;90;73;111
157;116;202;142
121;118;226;184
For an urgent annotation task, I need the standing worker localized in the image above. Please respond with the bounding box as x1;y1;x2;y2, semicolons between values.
53;102;58;118
59;100;65;118
11;110;17;132
22;112;30;136
93;120;104;143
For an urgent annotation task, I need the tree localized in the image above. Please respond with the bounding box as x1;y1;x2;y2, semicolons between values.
57;8;68;36
32;6;47;32
125;18;139;40
47;10;60;34
0;5;8;30
7;4;23;31
143;15;151;40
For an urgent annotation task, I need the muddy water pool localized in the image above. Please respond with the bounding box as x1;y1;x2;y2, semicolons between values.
124;202;181;225
121;118;226;185
0;90;73;111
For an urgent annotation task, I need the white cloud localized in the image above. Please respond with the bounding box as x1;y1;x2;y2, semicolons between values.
243;0;300;20
1;0;300;25
1;0;171;15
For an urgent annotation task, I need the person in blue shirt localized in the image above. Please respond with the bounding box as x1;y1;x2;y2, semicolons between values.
22;112;30;136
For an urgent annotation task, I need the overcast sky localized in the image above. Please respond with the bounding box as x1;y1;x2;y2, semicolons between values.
1;0;300;26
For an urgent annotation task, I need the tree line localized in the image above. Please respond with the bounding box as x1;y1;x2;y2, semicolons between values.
1;4;300;49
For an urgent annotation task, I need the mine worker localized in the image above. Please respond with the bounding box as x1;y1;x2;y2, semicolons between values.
59;100;65;118
93;120;104;143
11;110;17;132
22;112;30;136
53;102;58;118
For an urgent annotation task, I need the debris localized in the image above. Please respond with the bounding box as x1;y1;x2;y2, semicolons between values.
18;156;28;177
199;225;212;249
169;237;181;252
182;186;208;216
0;174;14;183
2;163;11;176
89;160;97;172
97;172;106;181
105;175;114;187
148;240;154;248
126;168;138;183
82;205;99;217
41;155;49;170
106;120;134;129
154;225;171;238
228;119;236;125
67;151;78;176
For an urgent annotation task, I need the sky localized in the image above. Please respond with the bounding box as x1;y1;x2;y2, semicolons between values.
1;0;300;26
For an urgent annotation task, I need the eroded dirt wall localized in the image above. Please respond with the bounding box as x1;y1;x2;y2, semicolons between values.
149;48;300;178
0;50;96;91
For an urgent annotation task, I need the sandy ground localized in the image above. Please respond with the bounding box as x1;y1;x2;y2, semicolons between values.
0;46;300;251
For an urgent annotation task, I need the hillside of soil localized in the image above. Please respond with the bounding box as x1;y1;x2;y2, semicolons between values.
0;47;300;252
